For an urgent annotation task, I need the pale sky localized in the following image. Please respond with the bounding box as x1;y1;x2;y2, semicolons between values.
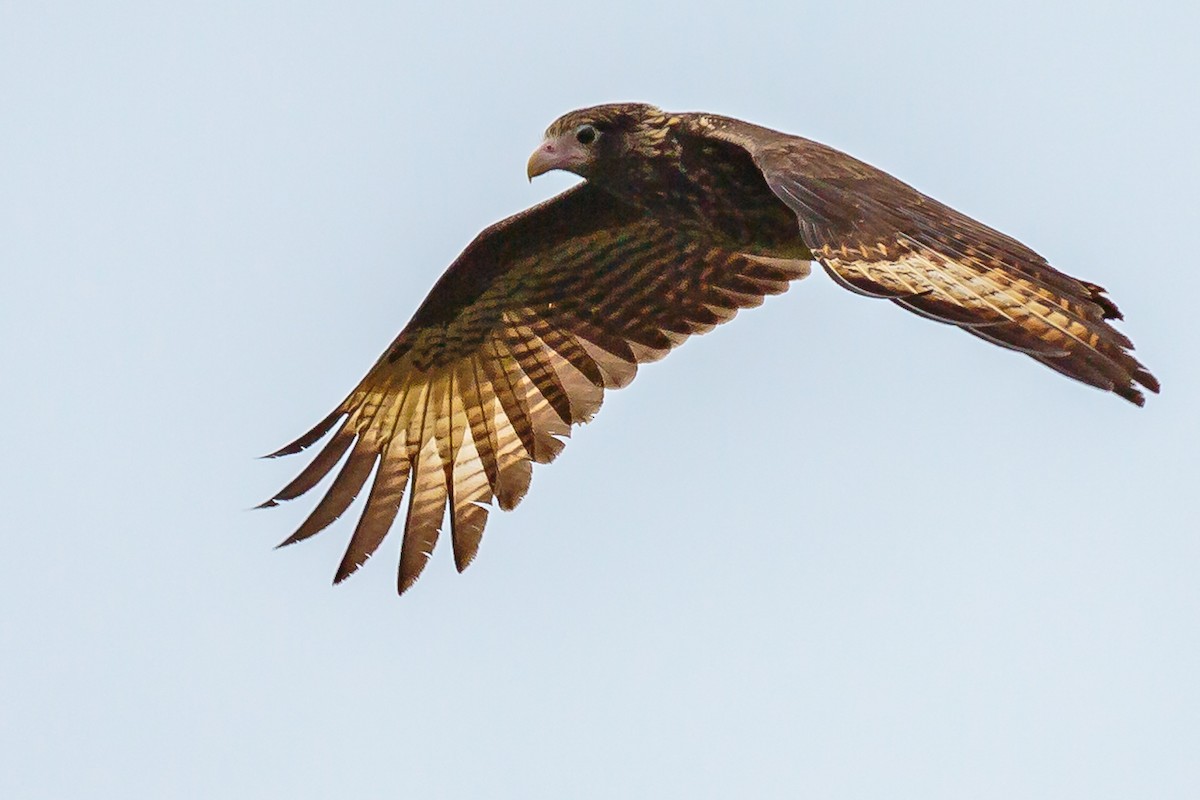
2;1;1197;798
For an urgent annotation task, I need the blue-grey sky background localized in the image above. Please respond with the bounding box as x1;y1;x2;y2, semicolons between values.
2;1;1197;797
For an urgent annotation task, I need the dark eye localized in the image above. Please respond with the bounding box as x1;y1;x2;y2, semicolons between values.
575;124;598;146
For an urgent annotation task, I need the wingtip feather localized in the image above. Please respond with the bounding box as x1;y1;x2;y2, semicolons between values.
261;409;346;459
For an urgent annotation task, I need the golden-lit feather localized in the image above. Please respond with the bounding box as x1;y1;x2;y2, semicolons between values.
695;114;1157;405
264;182;810;592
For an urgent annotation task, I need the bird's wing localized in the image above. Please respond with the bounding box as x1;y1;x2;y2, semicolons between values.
263;183;809;592
688;115;1158;405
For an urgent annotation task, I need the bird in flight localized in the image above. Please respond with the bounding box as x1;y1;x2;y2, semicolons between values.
262;103;1158;594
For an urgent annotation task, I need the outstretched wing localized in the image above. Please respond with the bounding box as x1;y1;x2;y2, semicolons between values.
262;183;809;592
690;115;1159;405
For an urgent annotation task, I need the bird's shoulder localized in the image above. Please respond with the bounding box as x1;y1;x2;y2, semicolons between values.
674;112;906;186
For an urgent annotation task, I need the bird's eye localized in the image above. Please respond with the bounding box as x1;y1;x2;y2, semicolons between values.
575;124;598;146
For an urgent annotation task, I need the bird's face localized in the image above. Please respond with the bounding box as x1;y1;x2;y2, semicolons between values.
527;103;666;182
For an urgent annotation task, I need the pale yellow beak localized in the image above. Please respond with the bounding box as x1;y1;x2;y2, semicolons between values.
526;135;589;181
526;143;557;181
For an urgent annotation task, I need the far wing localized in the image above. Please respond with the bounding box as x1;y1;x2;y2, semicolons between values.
262;183;809;592
691;115;1158;405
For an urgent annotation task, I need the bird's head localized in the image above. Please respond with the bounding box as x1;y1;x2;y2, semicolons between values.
527;103;676;182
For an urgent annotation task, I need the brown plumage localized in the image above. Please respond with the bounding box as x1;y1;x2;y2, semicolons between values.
262;103;1158;594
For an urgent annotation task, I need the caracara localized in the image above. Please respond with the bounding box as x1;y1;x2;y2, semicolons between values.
262;103;1158;594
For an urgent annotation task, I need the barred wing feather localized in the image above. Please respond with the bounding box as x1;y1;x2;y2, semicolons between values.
262;183;810;592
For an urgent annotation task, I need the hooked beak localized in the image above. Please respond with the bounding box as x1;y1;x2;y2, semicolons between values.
526;135;588;181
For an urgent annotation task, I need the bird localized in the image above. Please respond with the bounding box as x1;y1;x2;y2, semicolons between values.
261;102;1158;594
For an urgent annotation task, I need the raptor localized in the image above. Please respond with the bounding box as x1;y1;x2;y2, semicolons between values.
262;103;1158;593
